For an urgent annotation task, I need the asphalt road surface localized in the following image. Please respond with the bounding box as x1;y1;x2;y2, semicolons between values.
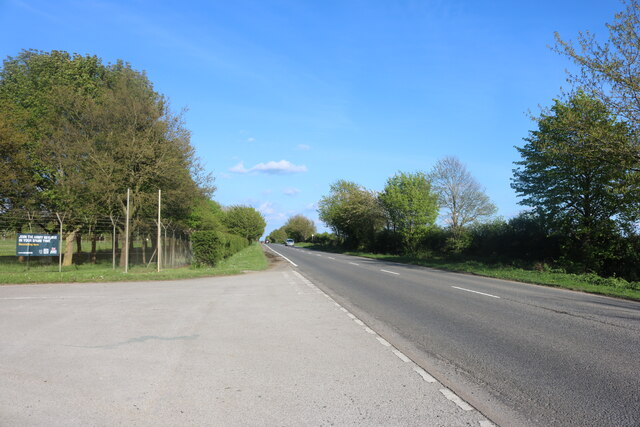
0;264;492;426
267;244;640;427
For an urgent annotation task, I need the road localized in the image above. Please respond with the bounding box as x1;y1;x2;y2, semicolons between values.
0;264;492;426
268;244;640;426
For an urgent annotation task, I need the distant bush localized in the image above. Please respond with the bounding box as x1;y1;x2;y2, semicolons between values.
192;231;249;267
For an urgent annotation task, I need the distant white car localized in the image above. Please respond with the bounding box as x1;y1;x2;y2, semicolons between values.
285;239;295;247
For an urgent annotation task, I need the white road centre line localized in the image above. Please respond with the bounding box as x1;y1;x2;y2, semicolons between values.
451;286;500;299
348;262;359;266
380;269;399;275
440;388;474;411
327;256;336;260
413;366;437;383
376;336;391;347
264;245;298;267
392;349;411;362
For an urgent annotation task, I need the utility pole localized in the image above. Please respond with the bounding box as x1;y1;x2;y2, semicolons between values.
125;188;130;273
157;189;161;272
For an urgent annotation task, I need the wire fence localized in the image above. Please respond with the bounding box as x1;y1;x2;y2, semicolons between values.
0;211;191;272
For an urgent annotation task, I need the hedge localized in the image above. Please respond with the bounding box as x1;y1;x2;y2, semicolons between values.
191;230;249;267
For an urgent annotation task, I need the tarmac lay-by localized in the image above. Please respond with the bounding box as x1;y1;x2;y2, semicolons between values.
0;260;493;426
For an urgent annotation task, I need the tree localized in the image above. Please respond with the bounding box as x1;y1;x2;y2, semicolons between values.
267;227;288;243
223;205;266;242
318;180;385;249
511;92;638;272
0;50;212;265
430;156;497;230
186;198;225;231
379;171;438;253
554;0;640;136
284;214;316;242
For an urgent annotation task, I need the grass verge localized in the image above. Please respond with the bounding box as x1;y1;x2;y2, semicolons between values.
298;244;640;301
0;243;268;285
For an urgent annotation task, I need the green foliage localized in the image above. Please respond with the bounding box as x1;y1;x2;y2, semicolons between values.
318;180;385;249
554;0;640;132
379;171;438;253
0;49;212;265
512;92;638;273
267;227;288;243
191;230;249;267
186;198;224;231
191;231;224;266
283;214;316;242
223;205;266;242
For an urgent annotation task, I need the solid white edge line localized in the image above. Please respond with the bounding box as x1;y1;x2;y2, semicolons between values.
440;388;474;411
349;262;359;266
451;286;500;299
264;245;298;267
380;269;399;275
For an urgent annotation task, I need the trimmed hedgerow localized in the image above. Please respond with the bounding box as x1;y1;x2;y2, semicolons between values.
192;231;249;267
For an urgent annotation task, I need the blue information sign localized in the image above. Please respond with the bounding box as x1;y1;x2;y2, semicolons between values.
16;234;60;256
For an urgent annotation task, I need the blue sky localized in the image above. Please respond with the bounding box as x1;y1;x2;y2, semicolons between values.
0;0;622;235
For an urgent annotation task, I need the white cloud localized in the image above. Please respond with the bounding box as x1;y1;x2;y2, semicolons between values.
247;137;256;143
296;144;311;151
283;187;301;196
258;202;276;215
229;159;307;174
229;161;249;173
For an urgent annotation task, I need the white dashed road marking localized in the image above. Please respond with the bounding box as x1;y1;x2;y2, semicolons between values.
451;286;500;299
440;388;474;411
380;269;399;275
392;349;411;362
290;267;489;426
376;336;391;347
349;262;359;266
413;366;437;383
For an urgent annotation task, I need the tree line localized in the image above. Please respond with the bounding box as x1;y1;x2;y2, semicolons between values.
0;49;265;266
310;1;640;281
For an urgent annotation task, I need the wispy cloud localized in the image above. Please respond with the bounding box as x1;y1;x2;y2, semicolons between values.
258;202;276;215
296;144;311;151
230;160;307;174
283;187;301;196
247;137;256;143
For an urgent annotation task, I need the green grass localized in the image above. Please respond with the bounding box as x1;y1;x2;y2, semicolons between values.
0;243;268;285
299;244;640;301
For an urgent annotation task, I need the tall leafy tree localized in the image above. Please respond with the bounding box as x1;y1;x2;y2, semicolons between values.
0;50;213;265
511;92;638;271
267;227;288;243
284;214;316;242
318;180;384;249
555;0;640;136
379;171;438;253
430;156;497;230
223;205;266;242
